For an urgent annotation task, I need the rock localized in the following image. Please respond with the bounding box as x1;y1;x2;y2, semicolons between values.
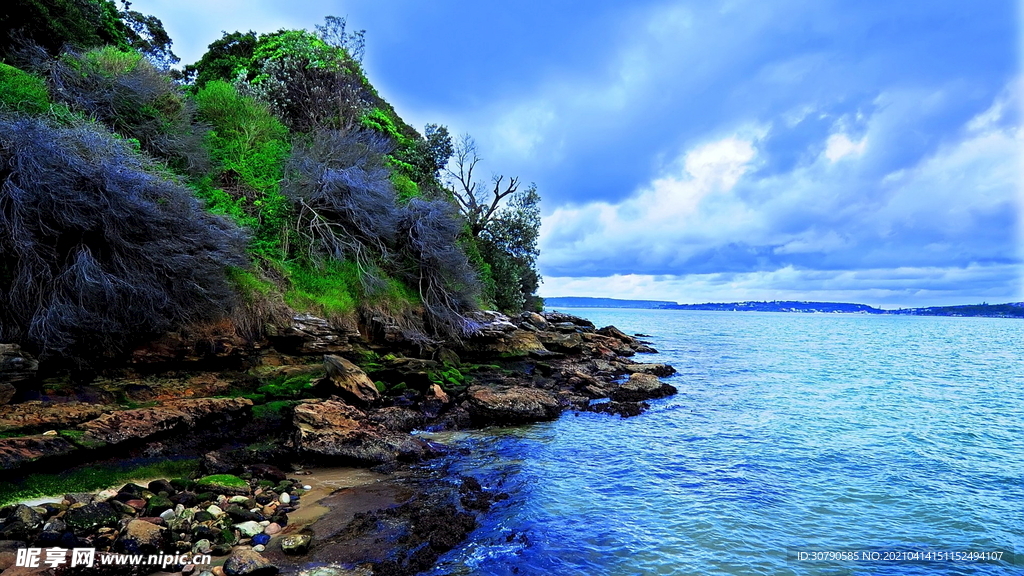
64;502;119;533
542;311;596;329
251;533;270;547
367;406;426;432
319;355;380;406
280;534;311;555
465;386;562;424
234;521;263;537
0;402;112;437
148;479;176;496
585;401;650;418
246;464;287;483
466;310;519;335
145;494;174;516
537;331;584;353
427;384;449;405
293;400;432;465
461;329;547;358
206;505;224;516
0;434;77;470
78;397;252;447
9;505;43;530
263;523;281;535
278;493;290;505
224;547;278;576
268;314;357;355
193;539;213;554
196;475;250;496
610;373;678;402
120;518;165;554
0;344;38;386
0;384;15;406
522;312;549;330
624;363;677;377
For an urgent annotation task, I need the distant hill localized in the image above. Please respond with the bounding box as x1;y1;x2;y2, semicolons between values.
663;301;883;313
889;303;1024;318
544;297;677;309
546;297;1024;318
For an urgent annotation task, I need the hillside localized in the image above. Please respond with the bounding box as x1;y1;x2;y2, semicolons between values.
0;5;542;370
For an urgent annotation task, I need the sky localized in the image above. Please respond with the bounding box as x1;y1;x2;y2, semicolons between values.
133;0;1022;307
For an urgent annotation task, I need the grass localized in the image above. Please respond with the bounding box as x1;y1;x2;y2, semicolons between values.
283;258;360;317
0;459;199;506
196;474;247;489
0;63;50;115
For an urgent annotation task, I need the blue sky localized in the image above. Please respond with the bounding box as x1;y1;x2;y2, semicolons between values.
135;0;1021;307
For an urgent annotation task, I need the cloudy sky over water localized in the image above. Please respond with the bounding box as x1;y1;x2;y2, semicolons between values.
135;0;1021;307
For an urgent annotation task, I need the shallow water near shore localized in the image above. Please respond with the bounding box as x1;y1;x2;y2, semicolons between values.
424;309;1024;575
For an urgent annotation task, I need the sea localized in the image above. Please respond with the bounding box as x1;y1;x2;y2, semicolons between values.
421;309;1023;576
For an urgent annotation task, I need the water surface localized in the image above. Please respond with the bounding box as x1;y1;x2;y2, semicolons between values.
425;310;1023;575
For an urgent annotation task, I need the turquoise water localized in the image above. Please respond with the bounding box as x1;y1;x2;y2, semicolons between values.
425;309;1024;575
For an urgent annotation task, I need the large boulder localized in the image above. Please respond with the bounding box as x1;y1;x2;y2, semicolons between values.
465;386;562;425
537;332;584;353
623;363;677;377
293;400;432;464
0;434;77;470
0;344;38;386
319;355;380;406
610;373;677;402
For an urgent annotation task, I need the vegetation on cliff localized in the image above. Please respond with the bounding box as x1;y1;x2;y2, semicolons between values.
0;4;542;366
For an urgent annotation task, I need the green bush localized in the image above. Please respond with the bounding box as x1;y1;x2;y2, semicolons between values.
194;80;291;257
0;63;49;114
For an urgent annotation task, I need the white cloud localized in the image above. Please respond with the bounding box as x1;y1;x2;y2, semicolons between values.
824;133;867;162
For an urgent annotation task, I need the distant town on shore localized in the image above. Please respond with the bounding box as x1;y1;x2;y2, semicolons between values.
544;297;1024;318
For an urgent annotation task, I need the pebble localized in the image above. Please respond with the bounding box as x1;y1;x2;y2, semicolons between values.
95;489;118;501
303;485;312;491
252;544;266;552
159;509;176;522
234;521;263;537
278;493;290;505
206;505;224;516
211;567;226;576
251;533;270;546
264;523;281;535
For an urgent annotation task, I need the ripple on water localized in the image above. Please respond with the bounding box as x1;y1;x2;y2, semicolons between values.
428;311;1024;576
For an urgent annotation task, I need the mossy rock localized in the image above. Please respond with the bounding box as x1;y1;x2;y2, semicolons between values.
65;502;119;533
169;478;196;492
145;494;173;516
196;474;250;496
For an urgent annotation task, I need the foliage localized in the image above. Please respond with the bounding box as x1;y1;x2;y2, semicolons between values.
0;115;247;364
283;258;360;318
194;80;291;256
0;63;49;114
315;15;365;64
181;31;259;88
444;134;542;312
0;0;127;61
118;1;178;68
427;366;466;392
48;46;210;175
397;199;481;336
0;458;199;506
256;373;316;398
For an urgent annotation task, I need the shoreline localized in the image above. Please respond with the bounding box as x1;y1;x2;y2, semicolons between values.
0;310;678;575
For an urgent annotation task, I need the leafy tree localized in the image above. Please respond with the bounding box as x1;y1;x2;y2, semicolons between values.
0;0;176;67
179;31;258;87
444;134;542;312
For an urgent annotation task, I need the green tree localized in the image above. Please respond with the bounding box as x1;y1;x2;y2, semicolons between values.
444;134;542;312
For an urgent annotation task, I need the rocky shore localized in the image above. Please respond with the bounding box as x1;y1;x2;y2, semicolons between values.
0;311;677;575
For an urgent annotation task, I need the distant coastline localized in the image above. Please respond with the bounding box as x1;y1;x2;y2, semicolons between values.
544;297;1024;318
